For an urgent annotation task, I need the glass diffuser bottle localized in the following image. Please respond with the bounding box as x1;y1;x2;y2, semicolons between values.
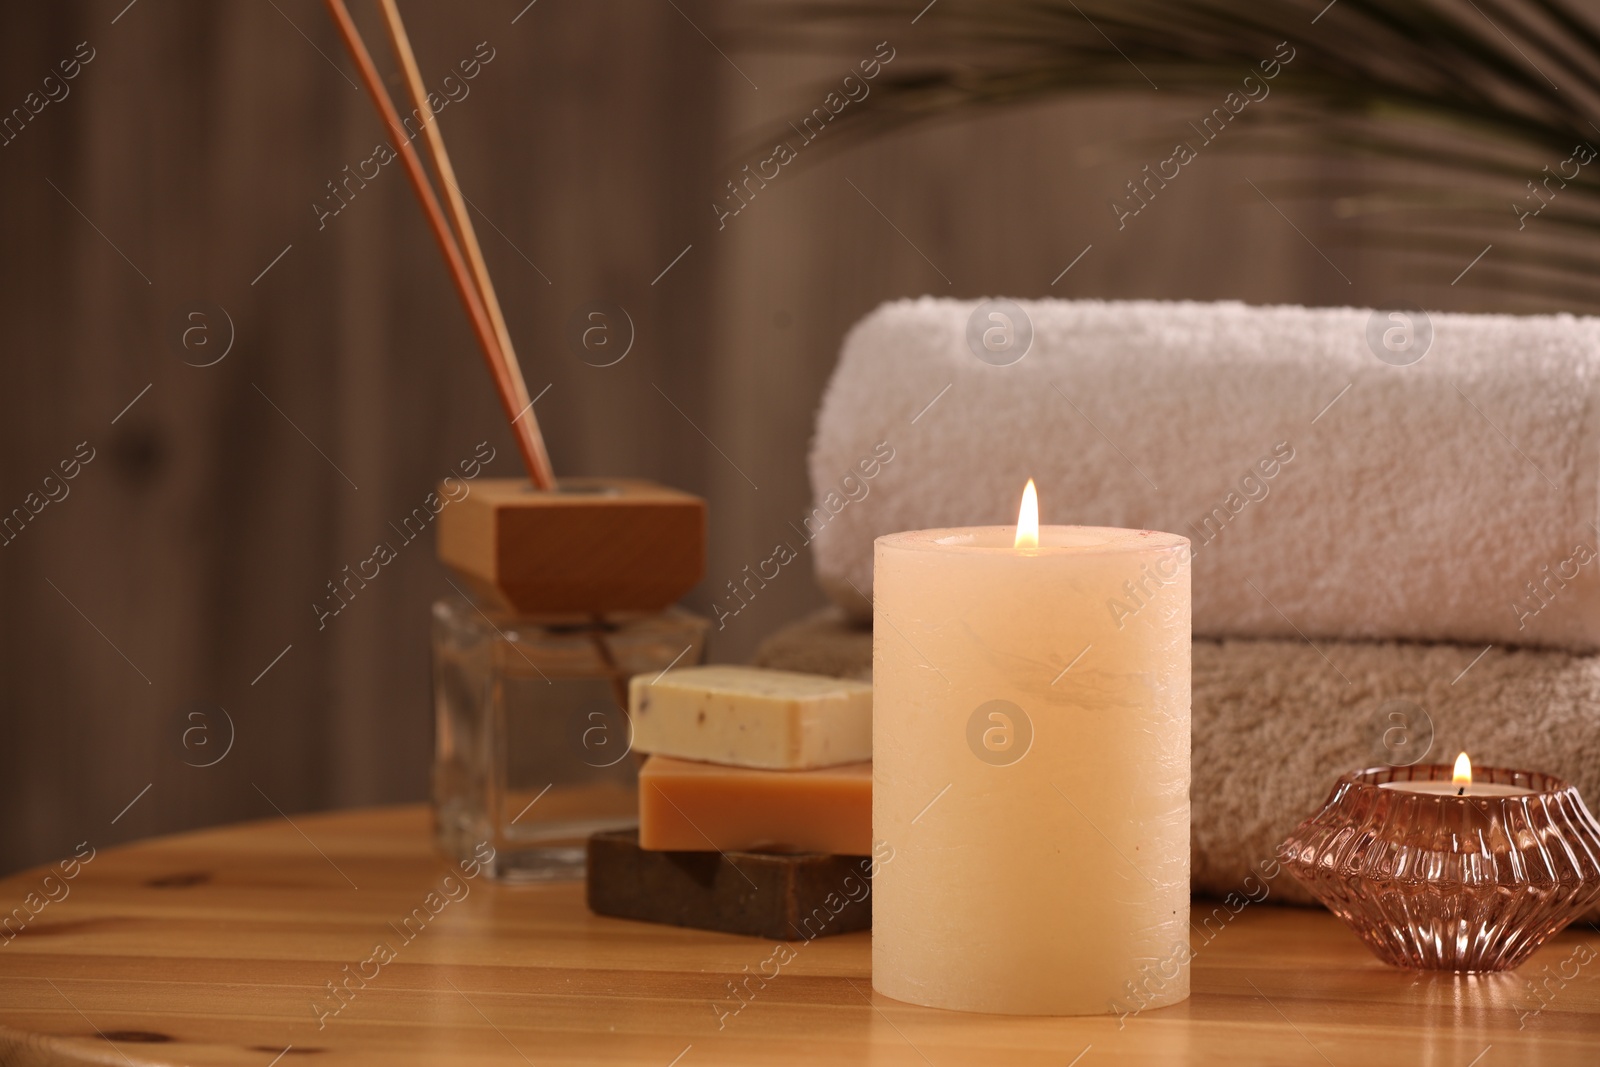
432;597;707;881
431;477;708;881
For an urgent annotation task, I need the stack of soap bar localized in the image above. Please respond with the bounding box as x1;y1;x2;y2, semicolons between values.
638;756;871;854
586;829;873;940
628;665;872;769
586;665;878;938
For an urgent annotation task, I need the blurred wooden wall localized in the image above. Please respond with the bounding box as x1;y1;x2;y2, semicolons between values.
0;0;1547;875
0;0;726;874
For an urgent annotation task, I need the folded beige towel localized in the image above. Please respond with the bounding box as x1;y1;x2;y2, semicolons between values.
754;609;1600;913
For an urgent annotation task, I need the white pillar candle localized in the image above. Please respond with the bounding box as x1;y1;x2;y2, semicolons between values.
873;490;1191;1015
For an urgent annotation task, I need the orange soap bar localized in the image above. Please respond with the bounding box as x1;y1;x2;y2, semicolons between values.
638;756;871;855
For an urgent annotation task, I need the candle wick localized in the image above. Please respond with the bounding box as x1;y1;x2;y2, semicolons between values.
1458;786;1466;796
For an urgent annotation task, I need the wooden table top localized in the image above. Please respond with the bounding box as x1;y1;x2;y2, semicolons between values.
0;805;1596;1066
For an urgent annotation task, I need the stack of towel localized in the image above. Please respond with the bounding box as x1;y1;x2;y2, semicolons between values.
760;297;1600;908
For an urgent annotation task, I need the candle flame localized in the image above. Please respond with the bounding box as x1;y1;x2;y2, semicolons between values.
1453;752;1473;790
1015;479;1039;549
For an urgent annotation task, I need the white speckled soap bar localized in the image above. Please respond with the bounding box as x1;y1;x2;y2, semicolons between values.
628;665;872;770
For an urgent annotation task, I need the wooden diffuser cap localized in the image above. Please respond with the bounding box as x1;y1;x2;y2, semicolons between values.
436;478;706;616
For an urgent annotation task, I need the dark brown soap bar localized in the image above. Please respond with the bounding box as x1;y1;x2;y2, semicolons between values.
586;829;873;940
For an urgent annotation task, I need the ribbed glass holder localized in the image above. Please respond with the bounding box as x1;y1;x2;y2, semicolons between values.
1281;764;1600;972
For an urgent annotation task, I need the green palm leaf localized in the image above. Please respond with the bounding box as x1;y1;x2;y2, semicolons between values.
750;0;1600;302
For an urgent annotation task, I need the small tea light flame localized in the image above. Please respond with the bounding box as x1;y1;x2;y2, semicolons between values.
1453;751;1473;794
1015;479;1039;549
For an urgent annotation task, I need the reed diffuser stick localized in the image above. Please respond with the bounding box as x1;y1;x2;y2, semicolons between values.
322;0;557;490
359;1;632;706
374;0;536;431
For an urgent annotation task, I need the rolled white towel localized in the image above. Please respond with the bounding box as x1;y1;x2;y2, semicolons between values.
808;298;1600;650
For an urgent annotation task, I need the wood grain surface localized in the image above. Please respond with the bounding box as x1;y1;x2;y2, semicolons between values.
0;805;1596;1066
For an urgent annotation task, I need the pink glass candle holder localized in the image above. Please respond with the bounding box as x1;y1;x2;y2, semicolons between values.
1281;763;1600;971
